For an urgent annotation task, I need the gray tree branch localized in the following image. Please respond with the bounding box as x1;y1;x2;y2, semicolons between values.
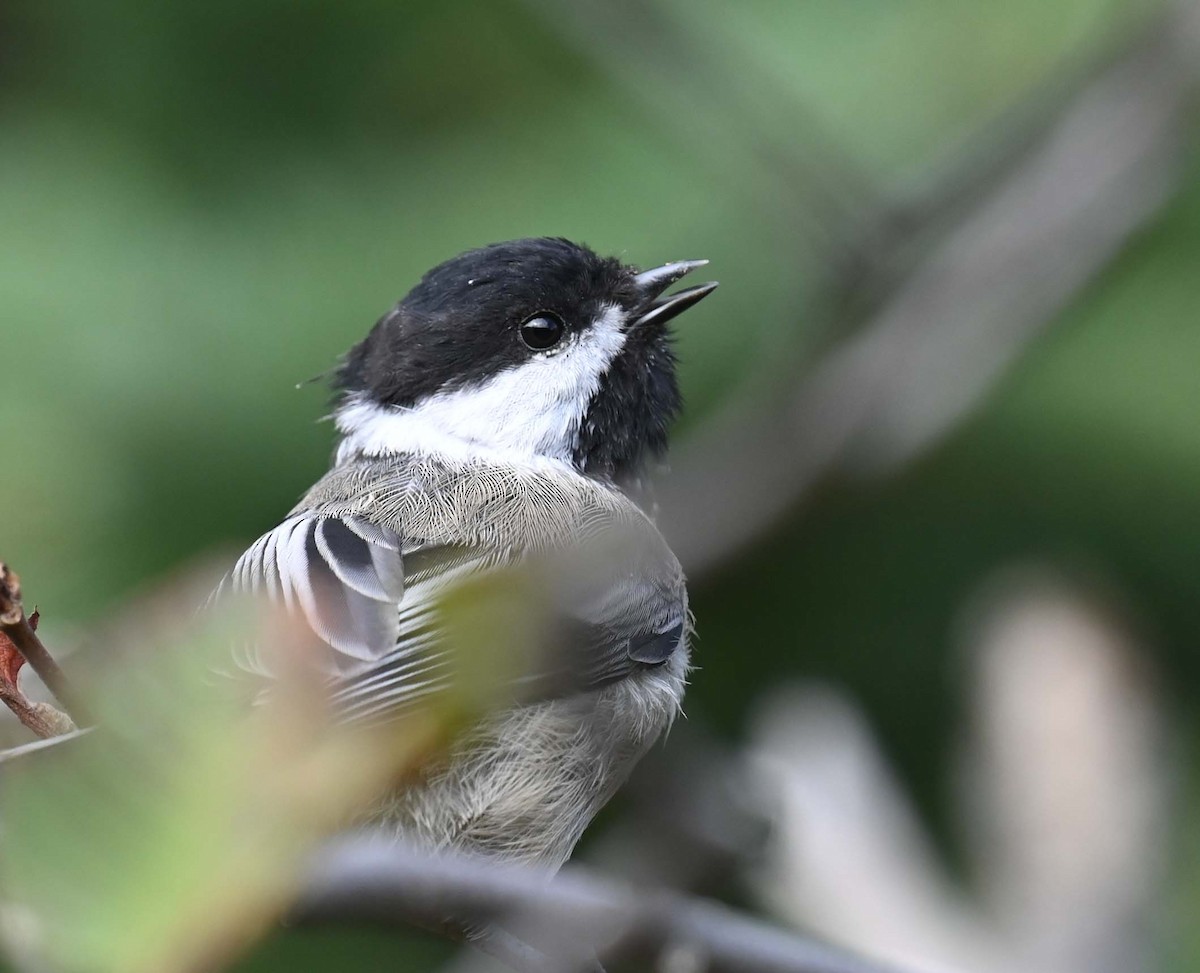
293;838;919;973
659;2;1200;576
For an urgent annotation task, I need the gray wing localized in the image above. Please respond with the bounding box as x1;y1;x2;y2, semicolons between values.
225;511;686;723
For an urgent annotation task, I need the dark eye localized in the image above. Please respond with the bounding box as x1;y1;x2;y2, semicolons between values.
519;312;565;351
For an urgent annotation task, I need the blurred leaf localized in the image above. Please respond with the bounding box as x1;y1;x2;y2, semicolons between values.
0;570;512;973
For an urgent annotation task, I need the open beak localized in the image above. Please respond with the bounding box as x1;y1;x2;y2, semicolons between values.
631;259;718;329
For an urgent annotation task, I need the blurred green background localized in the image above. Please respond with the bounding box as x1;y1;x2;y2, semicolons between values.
3;1;1199;970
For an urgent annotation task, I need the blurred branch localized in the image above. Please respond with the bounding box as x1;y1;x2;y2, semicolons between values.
748;687;1013;973
819;22;1137;331
294;838;917;973
958;572;1167;973
744;575;1169;973
661;1;1200;576
0;562;85;732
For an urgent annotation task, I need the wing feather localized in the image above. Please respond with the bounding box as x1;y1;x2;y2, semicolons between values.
227;513;405;674
223;505;686;723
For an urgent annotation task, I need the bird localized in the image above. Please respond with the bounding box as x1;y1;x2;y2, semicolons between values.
223;237;717;870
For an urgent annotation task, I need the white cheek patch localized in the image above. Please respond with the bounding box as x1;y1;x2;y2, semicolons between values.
336;304;628;467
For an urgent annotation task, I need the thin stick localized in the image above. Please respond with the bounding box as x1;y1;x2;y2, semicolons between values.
0;728;92;765
0;563;88;727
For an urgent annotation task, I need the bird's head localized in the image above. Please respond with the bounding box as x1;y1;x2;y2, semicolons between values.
333;237;717;487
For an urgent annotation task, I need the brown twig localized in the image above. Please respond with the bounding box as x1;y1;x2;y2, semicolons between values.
0;562;87;731
0;667;76;738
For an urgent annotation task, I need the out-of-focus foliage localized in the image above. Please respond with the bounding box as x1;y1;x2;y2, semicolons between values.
3;0;1199;970
0;580;438;973
0;566;553;973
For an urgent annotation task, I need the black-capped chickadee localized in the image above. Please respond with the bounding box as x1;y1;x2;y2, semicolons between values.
224;238;717;868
